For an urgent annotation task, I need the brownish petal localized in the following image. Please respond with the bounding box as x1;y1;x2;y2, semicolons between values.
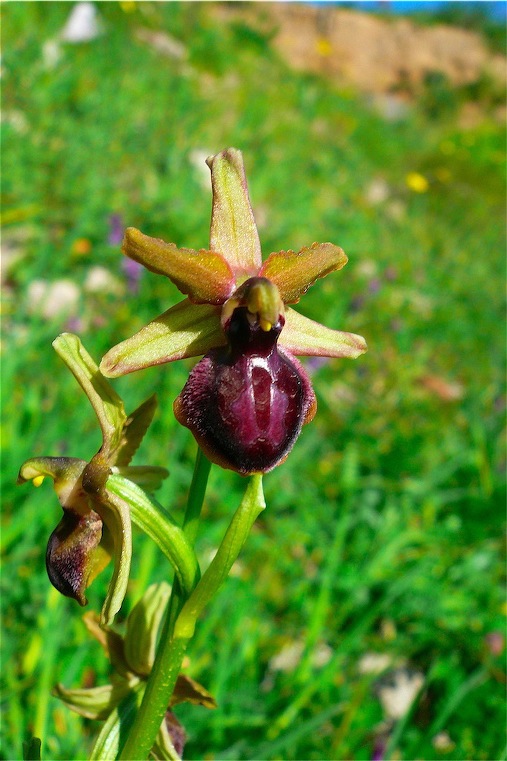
169;674;217;709
258;243;348;304
122;227;236;304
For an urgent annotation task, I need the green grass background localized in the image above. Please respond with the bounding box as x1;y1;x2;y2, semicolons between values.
1;3;505;760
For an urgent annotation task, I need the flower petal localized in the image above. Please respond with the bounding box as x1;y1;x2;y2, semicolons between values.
112;466;169;492
280;308;367;358
173;311;316;475
258;243;348;304
100;299;225;378
207;148;262;277
153;712;186;760
17;457;87;506
94;492;133;626
122;227;235;304
115;394;157;467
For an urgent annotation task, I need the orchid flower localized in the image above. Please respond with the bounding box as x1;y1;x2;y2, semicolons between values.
17;334;167;625
100;148;367;474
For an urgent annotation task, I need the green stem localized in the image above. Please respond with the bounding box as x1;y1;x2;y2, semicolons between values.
118;449;210;761
117;458;265;760
174;474;265;640
182;448;212;543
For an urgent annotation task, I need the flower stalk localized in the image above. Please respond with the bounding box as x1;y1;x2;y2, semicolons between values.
118;454;265;760
117;448;211;760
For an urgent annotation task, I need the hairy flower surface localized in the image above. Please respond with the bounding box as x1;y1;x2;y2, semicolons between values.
101;148;367;473
18;334;167;624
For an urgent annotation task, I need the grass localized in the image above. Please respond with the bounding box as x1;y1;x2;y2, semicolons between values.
1;3;505;760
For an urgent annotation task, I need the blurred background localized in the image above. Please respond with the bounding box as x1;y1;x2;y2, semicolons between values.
2;2;505;760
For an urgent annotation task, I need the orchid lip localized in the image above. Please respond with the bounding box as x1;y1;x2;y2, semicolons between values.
174;302;316;475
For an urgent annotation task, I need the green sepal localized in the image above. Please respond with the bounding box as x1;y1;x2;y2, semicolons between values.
124;582;171;676
280;307;368;358
106;475;200;598
52;333;127;460
174;475;265;639
100;299;225;378
52;678;134;720
207;148;262;277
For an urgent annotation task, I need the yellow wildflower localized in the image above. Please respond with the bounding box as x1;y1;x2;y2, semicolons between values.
406;172;429;193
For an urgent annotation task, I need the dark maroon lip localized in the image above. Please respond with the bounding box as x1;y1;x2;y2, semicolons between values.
174;305;315;475
46;507;103;606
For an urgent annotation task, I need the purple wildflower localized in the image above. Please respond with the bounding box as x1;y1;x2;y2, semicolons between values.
108;213;124;246
121;257;143;295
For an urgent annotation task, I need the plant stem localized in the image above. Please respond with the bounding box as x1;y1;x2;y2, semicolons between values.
118;457;265;760
182;447;212;543
118;449;210;761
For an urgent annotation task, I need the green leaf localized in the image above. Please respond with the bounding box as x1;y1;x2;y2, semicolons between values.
174;475;265;639
106;475;200;598
52;334;126;457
